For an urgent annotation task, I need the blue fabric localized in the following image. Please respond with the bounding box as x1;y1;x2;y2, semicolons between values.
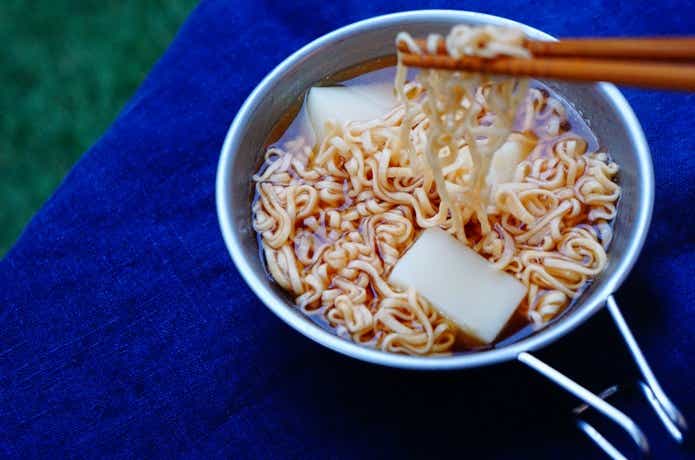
1;1;694;458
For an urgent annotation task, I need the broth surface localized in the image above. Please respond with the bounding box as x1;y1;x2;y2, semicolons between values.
252;62;616;353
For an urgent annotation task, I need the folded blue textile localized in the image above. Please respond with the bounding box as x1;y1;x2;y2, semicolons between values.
1;1;693;458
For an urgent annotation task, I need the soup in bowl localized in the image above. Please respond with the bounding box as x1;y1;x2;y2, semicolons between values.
216;10;652;370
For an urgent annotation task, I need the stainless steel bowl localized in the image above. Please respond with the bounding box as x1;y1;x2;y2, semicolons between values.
216;11;691;456
216;10;653;370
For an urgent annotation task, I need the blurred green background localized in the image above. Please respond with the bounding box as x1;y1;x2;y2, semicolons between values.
0;0;198;256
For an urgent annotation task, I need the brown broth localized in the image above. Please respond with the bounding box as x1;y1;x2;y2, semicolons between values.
254;60;609;353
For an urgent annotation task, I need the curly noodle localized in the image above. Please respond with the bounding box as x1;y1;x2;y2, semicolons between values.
251;25;620;355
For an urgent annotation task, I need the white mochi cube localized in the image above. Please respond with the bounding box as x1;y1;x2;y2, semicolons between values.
486;133;536;188
389;227;526;343
306;84;396;142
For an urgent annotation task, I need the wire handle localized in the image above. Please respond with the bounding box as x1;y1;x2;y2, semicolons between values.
605;296;688;441
518;352;650;458
518;294;689;459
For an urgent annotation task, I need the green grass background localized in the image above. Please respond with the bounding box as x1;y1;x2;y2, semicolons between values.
0;0;198;256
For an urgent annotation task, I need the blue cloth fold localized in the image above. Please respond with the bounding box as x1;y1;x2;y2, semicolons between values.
1;1;693;458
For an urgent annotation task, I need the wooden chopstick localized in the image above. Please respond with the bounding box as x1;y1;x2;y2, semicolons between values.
400;53;695;91
396;36;695;91
398;37;695;60
526;37;695;60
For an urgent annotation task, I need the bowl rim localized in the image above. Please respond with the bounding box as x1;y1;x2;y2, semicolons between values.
216;9;654;370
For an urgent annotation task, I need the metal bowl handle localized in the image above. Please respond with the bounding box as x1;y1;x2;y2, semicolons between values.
517;295;688;459
605;296;688;441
